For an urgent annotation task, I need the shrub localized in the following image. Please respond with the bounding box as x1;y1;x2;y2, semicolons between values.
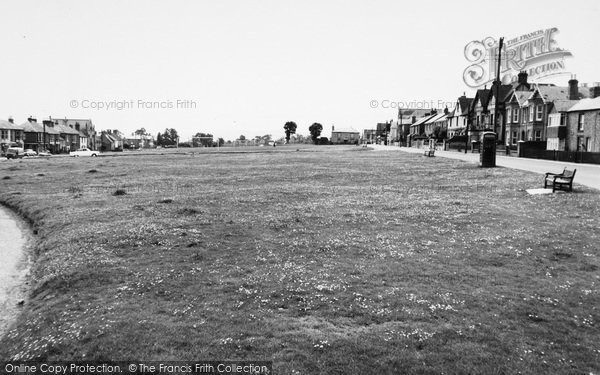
113;189;127;196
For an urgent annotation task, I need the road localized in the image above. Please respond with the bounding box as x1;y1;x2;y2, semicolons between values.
371;145;600;191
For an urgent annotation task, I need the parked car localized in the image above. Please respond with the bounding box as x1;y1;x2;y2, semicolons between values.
70;148;99;157
37;150;52;157
23;149;37;157
5;147;24;159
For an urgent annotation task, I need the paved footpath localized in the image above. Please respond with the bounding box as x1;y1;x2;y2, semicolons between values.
370;145;600;191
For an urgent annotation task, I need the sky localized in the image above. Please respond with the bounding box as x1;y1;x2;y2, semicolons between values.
1;0;599;142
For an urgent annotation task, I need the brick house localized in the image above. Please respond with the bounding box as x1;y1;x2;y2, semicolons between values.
566;96;600;152
424;111;448;139
0;118;25;154
362;129;377;144
546;100;578;151
487;82;514;144
20;117;64;152
469;88;492;143
49;118;97;150
330;126;360;144
101;130;124;151
388;108;431;145
446;95;473;139
409;113;436;138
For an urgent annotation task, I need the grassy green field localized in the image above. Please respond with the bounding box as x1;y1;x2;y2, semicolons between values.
1;145;599;374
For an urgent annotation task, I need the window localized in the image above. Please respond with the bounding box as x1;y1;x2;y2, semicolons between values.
0;130;7;140
529;106;534;121
512;131;517;144
578;113;585;131
535;130;541;141
560;113;566;126
536;104;543;121
507;108;512;123
513;108;519;123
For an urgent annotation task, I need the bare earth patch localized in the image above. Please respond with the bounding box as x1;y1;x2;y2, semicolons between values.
0;145;599;374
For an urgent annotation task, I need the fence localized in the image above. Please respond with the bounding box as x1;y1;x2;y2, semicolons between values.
518;141;600;164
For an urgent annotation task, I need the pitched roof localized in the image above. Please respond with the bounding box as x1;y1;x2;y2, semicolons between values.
473;89;491;109
332;127;359;134
398;108;432;117
457;96;474;115
0;120;24;130
425;113;447;124
507;90;530;107
490;84;514;102
103;133;118;143
534;85;570;103
552;99;579;112
17;121;60;135
567;97;600;112
53;124;81;135
411;114;437;126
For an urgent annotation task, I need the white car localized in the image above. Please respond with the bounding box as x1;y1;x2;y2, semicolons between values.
70;148;99;157
23;149;38;157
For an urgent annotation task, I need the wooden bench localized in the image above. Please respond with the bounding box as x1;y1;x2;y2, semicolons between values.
424;149;435;157
544;168;576;192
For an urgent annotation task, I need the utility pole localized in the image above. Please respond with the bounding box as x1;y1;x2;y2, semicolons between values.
43;116;48;152
495;37;504;143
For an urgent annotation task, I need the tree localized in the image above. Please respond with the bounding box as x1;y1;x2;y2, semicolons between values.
309;123;323;145
432;126;448;141
217;138;225;146
283;121;297;144
239;135;246;141
193;132;213;147
134;127;147;137
169;128;179;146
157;128;179;146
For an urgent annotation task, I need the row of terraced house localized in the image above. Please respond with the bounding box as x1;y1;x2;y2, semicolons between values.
384;71;600;153
0;117;154;155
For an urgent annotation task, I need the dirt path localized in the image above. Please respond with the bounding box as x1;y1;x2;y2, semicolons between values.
0;206;32;338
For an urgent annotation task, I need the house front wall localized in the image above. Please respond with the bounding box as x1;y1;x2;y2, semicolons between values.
567;110;600;152
331;132;359;144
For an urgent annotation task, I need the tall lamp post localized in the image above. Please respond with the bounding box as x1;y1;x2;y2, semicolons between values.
494;37;504;142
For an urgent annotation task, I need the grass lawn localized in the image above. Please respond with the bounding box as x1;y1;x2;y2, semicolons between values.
0;145;599;374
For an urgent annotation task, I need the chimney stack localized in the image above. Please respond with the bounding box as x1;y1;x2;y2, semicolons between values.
568;76;579;100
517;71;528;86
8;117;14;124
591;85;600;99
27;116;37;123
